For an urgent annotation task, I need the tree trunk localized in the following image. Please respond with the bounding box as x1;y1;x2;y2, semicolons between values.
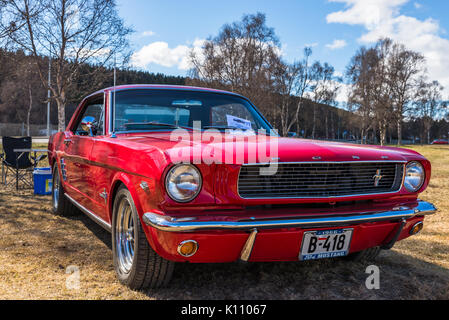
397;119;402;146
312;106;317;139
325;112;329;139
379;120;387;146
56;98;65;132
295;103;301;137
27;85;32;136
330;112;334;140
294;98;305;137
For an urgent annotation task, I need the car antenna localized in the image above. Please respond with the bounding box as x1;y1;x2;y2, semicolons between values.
111;54;117;138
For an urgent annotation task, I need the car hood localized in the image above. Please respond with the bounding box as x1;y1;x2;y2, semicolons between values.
114;132;424;164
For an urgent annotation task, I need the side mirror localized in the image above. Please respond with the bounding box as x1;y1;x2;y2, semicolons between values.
81;116;96;136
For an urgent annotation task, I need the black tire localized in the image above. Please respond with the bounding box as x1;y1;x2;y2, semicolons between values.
112;185;174;290
345;246;381;262
51;164;79;216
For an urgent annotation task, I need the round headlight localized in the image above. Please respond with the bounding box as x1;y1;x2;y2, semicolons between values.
165;164;202;202
404;161;425;192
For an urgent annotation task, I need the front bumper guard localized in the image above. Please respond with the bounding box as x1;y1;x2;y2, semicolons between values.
143;200;437;232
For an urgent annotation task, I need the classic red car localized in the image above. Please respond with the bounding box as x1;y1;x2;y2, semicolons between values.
48;85;436;290
431;139;449;145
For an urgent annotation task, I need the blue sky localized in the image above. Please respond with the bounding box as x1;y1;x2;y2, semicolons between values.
116;0;449;98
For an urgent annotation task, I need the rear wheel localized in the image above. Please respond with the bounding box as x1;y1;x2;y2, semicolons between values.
345;246;381;262
112;186;174;290
51;164;79;216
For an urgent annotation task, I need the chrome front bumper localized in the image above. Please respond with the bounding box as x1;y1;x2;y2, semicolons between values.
142;200;437;233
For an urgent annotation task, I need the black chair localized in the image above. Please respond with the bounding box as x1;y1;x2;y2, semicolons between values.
1;136;47;190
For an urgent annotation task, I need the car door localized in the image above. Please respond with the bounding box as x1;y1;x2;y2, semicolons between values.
62;95;105;212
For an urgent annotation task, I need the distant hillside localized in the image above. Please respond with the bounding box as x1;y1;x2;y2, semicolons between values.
1;49;447;142
0;49;186;126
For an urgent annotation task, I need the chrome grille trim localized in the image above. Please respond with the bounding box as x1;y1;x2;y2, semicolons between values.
238;161;405;199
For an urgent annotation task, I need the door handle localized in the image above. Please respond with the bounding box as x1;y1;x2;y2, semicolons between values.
64;139;73;146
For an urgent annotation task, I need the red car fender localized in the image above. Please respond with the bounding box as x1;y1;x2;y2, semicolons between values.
109;171;163;254
109;171;143;219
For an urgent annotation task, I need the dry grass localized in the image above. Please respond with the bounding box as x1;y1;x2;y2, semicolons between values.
0;145;448;300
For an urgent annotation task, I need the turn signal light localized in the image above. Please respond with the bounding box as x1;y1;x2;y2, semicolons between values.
177;240;198;257
410;222;424;235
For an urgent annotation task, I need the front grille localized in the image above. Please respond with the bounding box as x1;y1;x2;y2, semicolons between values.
238;162;404;199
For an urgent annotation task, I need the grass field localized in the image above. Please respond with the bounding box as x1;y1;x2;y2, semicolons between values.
0;145;448;299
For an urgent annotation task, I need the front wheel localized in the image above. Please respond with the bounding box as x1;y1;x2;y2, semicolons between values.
51;164;79;216
112;186;174;290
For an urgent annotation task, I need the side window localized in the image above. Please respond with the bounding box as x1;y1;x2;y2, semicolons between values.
74;97;105;136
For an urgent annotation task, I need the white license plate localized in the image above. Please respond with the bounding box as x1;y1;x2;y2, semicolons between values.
300;229;353;261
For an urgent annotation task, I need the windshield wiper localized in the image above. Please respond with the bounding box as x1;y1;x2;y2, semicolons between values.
203;125;249;130
123;122;192;130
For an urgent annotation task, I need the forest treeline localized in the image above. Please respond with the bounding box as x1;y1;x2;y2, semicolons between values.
0;48;359;141
0;46;448;143
0;48;185;127
187;13;449;145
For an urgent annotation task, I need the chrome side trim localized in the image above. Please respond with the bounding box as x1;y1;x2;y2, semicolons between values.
64;193;112;232
142;200;437;233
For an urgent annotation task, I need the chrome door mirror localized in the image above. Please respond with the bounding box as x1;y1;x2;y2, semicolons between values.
81;116;96;136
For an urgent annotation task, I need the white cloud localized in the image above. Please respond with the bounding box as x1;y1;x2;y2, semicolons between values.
131;39;205;71
325;39;347;50
414;2;422;9
326;0;449;98
334;71;344;78
327;0;408;28
141;30;156;37
304;42;319;48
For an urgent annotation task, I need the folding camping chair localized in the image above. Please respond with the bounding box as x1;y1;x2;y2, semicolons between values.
1;136;47;190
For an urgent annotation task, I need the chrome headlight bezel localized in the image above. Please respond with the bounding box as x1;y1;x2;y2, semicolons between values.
404;161;425;193
165;164;202;203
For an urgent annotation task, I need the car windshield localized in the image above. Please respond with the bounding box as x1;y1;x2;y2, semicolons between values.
112;89;274;134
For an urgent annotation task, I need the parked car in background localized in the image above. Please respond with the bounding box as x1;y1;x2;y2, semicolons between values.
48;85;437;290
38;129;59;136
431;139;449;145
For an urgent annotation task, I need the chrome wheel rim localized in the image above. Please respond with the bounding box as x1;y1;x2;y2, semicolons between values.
53;170;59;210
115;196;135;274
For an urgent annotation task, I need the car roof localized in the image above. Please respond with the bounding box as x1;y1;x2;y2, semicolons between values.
85;84;245;100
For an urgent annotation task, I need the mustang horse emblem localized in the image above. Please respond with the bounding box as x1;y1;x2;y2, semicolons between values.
373;169;383;187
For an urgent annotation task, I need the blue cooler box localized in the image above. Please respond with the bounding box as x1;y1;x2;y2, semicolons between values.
33;167;53;195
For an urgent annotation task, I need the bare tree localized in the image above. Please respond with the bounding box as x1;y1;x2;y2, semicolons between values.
413;79;444;144
271;47;317;137
346;46;379;144
189;13;282;122
387;41;425;145
291;47;314;137
346;38;425;146
0;0;132;131
273;60;299;136
307;61;340;139
0;55;43;132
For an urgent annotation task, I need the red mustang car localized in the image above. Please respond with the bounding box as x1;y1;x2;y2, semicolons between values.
431;139;449;145
48;85;436;290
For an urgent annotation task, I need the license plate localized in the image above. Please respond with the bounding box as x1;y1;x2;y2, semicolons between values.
300;229;353;261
